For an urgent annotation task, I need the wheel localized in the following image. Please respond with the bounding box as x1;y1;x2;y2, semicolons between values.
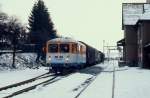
52;67;58;74
59;68;64;75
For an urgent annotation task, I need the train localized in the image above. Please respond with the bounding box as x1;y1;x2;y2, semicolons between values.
45;37;105;74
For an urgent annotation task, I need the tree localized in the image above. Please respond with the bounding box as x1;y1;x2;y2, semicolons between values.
28;0;57;44
7;17;27;68
0;12;9;49
0;12;27;68
0;12;8;21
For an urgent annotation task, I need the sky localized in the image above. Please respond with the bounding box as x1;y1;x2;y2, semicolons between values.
0;0;146;51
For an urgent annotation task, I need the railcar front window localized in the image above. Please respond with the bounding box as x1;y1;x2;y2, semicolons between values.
48;44;58;53
60;44;69;53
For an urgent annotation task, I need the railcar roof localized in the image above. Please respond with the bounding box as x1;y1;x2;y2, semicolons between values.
47;38;77;43
47;38;85;46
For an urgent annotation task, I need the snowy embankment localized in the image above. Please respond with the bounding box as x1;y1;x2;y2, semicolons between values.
0;53;38;71
0;53;49;88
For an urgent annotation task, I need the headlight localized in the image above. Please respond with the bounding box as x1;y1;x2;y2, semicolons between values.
66;55;70;61
48;57;51;61
66;57;69;61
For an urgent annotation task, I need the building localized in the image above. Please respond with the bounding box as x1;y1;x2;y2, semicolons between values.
119;3;150;68
137;11;150;68
147;0;150;3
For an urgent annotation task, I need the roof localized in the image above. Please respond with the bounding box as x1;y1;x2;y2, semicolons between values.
117;38;125;46
122;3;144;26
122;3;150;29
47;37;85;46
140;4;150;20
47;37;78;43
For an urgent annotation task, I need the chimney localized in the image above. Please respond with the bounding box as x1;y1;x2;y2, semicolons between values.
147;0;150;3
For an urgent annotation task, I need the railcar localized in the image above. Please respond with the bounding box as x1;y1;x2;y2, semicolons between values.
45;37;104;74
45;38;86;73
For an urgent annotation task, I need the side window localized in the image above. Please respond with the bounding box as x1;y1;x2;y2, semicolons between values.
83;46;86;54
72;44;77;53
79;45;85;54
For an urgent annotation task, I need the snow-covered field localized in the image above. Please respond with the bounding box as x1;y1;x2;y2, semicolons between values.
0;59;150;98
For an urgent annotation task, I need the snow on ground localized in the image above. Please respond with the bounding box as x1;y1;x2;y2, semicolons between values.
0;67;48;87
1;60;150;98
80;61;150;98
16;73;95;98
78;61;115;98
11;61;113;98
115;67;150;98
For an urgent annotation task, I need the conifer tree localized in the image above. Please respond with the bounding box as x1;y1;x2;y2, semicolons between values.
28;0;57;44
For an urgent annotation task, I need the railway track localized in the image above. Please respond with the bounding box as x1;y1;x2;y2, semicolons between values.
2;76;59;98
0;72;74;98
0;72;54;98
73;75;99;98
0;72;51;91
0;64;103;98
73;63;110;98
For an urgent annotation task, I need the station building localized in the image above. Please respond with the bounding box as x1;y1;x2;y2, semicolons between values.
118;3;150;68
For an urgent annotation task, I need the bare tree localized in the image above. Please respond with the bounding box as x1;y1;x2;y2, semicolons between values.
0;12;9;49
7;17;27;68
0;11;27;68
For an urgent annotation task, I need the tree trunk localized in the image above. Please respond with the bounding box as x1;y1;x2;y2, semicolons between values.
12;34;16;69
12;44;16;68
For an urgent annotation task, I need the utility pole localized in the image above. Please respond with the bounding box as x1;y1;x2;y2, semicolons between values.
103;40;105;54
102;40;105;64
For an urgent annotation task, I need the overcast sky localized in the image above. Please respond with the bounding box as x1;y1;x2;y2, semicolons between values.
0;0;146;50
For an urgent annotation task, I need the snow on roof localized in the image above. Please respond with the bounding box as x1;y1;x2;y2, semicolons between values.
47;37;86;46
123;4;150;26
123;3;143;25
47;37;78;43
140;12;150;20
140;4;150;20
